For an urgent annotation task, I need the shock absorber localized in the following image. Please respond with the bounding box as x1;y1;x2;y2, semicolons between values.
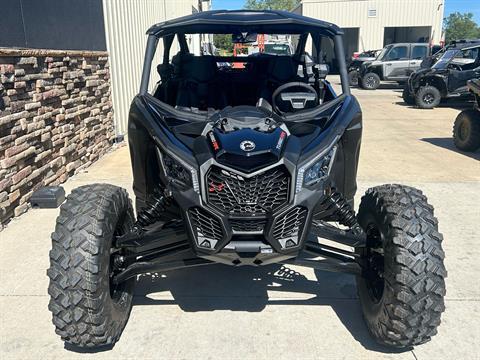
133;188;172;231
321;188;364;235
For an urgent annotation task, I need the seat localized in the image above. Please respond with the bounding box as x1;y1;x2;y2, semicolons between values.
258;56;301;102
153;52;195;106
175;56;227;110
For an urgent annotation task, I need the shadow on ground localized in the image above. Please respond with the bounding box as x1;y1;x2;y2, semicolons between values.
132;264;408;354
421;137;480;160
395;99;474;110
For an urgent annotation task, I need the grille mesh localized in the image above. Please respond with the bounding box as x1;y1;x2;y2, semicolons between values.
273;207;308;247
206;165;289;215
188;207;223;247
230;219;267;232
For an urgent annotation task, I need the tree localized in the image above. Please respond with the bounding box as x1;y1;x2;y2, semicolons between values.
244;0;300;11
213;33;234;53
444;12;480;44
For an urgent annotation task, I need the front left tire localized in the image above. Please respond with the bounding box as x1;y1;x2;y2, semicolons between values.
356;184;446;348
47;184;135;348
360;73;381;90
415;86;441;109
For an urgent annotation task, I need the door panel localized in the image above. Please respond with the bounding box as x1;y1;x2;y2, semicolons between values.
409;45;428;74
383;45;410;79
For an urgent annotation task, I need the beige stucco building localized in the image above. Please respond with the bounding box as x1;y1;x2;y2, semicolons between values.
296;0;444;56
103;0;211;136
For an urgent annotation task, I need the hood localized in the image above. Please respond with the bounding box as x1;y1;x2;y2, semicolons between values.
207;106;289;172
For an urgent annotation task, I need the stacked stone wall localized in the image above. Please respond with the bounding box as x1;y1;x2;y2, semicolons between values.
0;48;115;228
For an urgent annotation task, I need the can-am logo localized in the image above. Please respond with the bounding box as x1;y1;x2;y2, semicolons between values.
240;140;256;152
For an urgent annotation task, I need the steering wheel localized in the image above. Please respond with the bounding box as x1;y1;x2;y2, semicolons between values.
272;82;318;115
448;63;463;71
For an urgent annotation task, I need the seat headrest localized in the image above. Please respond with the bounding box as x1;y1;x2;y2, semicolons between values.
183;56;218;83
172;52;194;75
267;56;297;82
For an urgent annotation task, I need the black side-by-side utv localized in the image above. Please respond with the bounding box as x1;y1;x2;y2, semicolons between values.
403;40;480;109
453;79;480;151
47;10;446;350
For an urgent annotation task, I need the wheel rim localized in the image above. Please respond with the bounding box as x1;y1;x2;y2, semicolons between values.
364;224;385;303
423;93;435;105
365;76;376;88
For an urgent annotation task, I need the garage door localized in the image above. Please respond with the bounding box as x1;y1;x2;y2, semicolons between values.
384;26;432;46
343;28;360;58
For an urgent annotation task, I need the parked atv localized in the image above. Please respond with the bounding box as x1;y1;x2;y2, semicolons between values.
348;49;381;86
453;79;480;151
404;40;480;108
359;43;438;90
47;10;446;350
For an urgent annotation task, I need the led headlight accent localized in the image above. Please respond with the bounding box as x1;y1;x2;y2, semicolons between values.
157;148;200;193
296;145;337;193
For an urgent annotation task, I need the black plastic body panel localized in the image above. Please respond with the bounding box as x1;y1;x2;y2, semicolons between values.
127;92;362;260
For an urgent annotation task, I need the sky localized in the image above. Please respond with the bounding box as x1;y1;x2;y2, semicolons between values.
212;0;480;23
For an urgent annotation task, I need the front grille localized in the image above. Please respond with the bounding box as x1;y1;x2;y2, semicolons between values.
188;207;223;248
273;207;308;248
230;219;267;232
206;165;290;215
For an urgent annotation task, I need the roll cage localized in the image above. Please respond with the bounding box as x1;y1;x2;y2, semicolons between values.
138;10;351;109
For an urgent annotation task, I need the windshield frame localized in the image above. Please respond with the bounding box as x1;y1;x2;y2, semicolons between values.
431;47;480;69
377;45;393;61
139;30;351;114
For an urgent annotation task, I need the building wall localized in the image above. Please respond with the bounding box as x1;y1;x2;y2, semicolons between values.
301;0;444;51
0;49;114;228
103;0;209;137
0;0;107;51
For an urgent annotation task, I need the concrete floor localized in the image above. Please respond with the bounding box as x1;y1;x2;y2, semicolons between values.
1;80;479;359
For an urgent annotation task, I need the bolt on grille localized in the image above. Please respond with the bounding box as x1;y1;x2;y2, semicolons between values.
273;207;308;248
188;207;223;249
230;219;267;232
206;165;290;215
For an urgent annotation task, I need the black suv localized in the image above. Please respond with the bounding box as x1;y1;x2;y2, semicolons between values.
46;10;446;350
403;40;480;108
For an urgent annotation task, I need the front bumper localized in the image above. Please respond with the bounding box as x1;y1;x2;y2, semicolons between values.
171;159;327;261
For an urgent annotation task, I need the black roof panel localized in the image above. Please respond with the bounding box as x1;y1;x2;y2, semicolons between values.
147;10;342;37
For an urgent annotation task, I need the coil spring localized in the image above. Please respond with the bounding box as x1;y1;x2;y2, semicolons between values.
134;188;171;229
323;189;358;228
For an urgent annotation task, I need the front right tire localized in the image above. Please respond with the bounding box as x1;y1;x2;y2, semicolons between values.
356;185;446;348
453;109;480;151
47;184;135;348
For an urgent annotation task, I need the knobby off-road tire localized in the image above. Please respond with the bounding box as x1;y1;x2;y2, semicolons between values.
348;70;359;87
47;184;135;348
356;185;446;348
360;72;381;90
402;87;415;105
415;86;441;109
453;109;480;151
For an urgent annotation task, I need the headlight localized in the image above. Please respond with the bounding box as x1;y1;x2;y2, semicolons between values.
296;145;337;193
157;149;200;193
